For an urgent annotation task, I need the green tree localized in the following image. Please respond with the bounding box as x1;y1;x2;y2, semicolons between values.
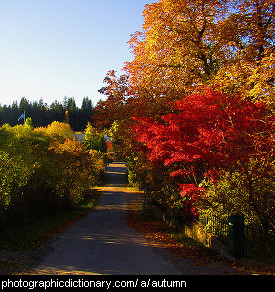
83;122;107;153
79;97;94;131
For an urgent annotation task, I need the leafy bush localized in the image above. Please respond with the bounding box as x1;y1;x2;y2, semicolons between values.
199;167;275;232
0;122;106;226
131;88;275;232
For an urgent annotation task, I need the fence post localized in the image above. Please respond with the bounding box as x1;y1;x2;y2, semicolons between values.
228;215;245;259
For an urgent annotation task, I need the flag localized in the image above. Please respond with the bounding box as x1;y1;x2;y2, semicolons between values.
18;112;25;122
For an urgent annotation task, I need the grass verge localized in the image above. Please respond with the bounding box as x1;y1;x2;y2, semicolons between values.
0;190;100;274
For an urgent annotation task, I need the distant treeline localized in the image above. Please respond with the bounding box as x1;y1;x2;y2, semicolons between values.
0;96;95;131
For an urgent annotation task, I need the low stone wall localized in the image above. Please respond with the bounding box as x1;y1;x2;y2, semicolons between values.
183;221;230;259
184;221;211;246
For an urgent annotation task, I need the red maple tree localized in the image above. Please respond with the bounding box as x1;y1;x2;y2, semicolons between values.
132;88;275;228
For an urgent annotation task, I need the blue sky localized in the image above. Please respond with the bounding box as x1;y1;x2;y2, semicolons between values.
0;0;156;107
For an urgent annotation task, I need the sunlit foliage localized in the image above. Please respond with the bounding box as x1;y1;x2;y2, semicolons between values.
0;122;106;226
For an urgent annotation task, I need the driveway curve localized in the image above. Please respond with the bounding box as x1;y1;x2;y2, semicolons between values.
33;161;182;275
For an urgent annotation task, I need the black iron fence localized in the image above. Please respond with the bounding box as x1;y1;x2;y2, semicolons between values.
197;213;229;244
198;212;275;263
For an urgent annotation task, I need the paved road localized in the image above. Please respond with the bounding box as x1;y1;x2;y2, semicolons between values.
33;161;182;275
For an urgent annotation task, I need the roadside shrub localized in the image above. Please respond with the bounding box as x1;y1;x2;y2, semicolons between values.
199;166;275;232
131;88;275;232
0;122;106;226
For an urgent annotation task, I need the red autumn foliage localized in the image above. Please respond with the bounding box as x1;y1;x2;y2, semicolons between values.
132;88;275;209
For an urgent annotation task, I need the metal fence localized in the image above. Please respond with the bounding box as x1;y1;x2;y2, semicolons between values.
197;213;229;244
198;212;275;263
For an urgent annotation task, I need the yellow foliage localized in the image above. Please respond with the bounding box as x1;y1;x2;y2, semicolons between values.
35;121;74;141
125;0;275;108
